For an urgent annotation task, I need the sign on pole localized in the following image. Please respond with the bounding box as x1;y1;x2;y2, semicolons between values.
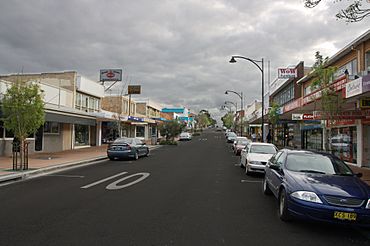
100;69;123;82
128;85;141;94
278;68;297;79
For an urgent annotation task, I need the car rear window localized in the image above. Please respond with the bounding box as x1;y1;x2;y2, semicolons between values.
114;138;133;144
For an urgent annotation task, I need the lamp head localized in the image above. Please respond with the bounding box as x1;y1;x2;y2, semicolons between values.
225;91;228;94
229;57;237;63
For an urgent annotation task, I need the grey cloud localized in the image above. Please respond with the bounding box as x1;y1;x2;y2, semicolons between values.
0;0;369;117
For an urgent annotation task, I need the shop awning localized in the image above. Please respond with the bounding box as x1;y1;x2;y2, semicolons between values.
45;112;96;126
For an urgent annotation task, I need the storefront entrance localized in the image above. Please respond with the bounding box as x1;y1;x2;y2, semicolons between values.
302;127;323;151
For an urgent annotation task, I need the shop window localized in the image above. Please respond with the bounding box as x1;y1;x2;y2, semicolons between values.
366;51;370;73
330;127;357;163
75;124;90;146
136;126;145;138
44;122;60;134
335;59;358;78
5;129;33;139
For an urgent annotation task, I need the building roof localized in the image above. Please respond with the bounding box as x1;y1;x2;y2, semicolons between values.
161;107;185;113
297;29;370;85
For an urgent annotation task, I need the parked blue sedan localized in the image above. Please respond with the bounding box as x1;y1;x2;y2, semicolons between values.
107;137;149;160
263;149;370;226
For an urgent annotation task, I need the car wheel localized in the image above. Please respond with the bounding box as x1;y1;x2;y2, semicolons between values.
108;156;115;161
134;151;139;160
245;164;250;176
278;189;291;221
262;177;272;195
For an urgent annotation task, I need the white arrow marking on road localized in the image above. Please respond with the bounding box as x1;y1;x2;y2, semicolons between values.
106;172;150;190
241;179;262;183
47;174;84;178
81;171;128;189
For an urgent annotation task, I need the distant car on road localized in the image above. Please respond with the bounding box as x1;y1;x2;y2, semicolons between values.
107;137;149;160
179;132;192;141
240;142;277;174
263;149;370;226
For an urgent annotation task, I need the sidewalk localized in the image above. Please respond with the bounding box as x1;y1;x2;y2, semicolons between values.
0;144;159;184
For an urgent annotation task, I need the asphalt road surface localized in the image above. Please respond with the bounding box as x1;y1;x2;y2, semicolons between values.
0;129;369;246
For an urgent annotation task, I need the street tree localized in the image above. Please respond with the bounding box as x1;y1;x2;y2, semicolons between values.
158;120;185;141
310;51;339;150
196;110;216;129
304;0;370;22
2;79;45;170
268;102;281;144
221;112;234;129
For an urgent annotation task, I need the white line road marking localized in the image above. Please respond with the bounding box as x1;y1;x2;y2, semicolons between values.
106;173;150;190
47;174;84;178
81;171;128;189
241;179;262;183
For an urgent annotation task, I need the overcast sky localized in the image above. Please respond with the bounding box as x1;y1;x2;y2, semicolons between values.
0;0;369;120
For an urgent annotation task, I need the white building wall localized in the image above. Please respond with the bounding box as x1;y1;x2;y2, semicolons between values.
77;76;104;98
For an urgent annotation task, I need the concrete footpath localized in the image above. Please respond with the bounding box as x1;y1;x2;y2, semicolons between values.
0;145;160;184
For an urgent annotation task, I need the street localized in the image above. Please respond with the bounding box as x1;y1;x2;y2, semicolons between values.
0;129;369;246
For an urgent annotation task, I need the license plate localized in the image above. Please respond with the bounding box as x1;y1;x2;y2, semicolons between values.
333;211;357;221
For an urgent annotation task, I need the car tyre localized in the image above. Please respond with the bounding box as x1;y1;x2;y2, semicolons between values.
145;148;150;157
108;156;115;161
134;151;139;160
262;177;272;195
245;165;250;176
278;189;291;221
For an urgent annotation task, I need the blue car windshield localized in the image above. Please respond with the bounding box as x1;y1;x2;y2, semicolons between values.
286;154;353;175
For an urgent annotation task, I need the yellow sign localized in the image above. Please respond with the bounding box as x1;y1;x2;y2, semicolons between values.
360;98;370;108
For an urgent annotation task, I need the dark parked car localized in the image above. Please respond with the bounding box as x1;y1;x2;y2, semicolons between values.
263;149;370;226
107;137;149;160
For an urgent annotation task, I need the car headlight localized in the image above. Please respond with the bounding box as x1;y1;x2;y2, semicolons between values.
366;199;370;209
249;160;261;164
291;191;323;204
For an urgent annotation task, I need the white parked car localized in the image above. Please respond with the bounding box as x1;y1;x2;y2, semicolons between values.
240;142;278;175
179;132;192;141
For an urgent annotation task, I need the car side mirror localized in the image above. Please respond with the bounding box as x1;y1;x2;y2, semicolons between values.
356;173;363;178
269;164;281;171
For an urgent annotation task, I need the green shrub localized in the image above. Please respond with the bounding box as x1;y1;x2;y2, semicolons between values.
159;140;178;145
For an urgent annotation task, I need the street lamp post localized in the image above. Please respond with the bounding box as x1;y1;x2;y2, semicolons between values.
225;90;243;136
224;101;237;112
229;55;264;142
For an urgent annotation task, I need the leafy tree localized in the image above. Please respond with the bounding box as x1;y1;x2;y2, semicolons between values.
158;120;185;141
268;102;280;144
2;79;45;170
221;112;234;129
304;0;370;22
196;109;216;129
310;51;339;150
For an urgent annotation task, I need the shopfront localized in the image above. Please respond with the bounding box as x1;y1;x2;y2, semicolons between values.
362;119;370;167
328;120;357;164
74;124;90;147
301;124;323;151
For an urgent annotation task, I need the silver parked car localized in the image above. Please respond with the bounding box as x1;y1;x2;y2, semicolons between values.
226;132;237;143
107;137;149;160
240;142;278;175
